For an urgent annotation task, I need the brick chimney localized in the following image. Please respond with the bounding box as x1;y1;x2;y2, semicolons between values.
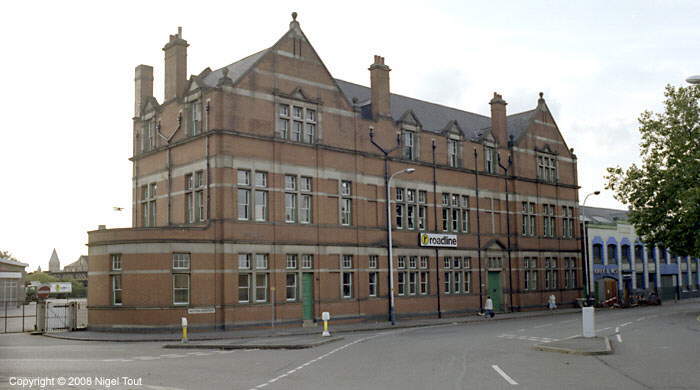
489;92;507;145
134;65;153;117
369;55;391;120
162;27;188;102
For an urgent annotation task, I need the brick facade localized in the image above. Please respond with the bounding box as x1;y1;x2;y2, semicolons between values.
87;15;582;331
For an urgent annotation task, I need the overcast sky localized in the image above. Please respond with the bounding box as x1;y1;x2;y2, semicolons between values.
2;1;699;271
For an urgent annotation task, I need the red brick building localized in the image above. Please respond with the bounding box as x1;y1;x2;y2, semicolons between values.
87;14;582;331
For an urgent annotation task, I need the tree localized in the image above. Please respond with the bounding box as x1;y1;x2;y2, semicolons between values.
606;84;700;257
0;250;19;261
26;272;59;284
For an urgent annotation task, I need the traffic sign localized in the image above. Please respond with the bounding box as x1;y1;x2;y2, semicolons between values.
37;285;50;299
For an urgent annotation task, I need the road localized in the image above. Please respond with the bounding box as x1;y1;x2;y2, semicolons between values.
1;302;699;389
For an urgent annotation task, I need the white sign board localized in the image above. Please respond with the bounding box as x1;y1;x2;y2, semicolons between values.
187;307;215;314
321;312;330;321
49;282;72;293
0;272;22;279
419;233;458;247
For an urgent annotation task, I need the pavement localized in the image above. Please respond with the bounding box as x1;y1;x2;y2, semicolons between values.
533;335;612;355
42;307;582;346
163;335;345;350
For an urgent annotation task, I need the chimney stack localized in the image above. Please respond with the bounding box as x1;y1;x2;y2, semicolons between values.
369;55;391;120
134;65;153;117
163;27;189;102
489;92;507;145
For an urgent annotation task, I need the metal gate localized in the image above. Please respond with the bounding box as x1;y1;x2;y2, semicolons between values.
46;302;69;332
1;300;36;333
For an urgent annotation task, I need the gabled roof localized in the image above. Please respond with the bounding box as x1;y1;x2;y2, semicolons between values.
201;49;269;88
335;79;495;139
0;257;28;268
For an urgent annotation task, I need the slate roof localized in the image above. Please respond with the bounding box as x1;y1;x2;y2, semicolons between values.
198;48;538;142
580;206;630;224
201;49;269;88
0;257;29;268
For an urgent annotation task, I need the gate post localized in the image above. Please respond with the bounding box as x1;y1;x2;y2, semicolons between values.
36;301;46;333
68;302;77;330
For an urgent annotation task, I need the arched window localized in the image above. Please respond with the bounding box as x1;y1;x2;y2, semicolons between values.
607;244;617;264
593;244;603;264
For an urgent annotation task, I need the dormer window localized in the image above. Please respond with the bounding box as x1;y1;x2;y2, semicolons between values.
448;138;462;168
141;119;155;153
402;130;418;160
537;154;557;183
187;100;202;136
277;103;316;144
484;146;495;173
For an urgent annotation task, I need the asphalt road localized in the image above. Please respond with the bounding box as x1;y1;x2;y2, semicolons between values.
1;302;699;390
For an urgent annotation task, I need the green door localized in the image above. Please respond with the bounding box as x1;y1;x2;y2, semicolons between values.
302;273;314;321
488;272;502;312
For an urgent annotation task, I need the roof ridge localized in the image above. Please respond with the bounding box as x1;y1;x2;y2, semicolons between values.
335;79;490;120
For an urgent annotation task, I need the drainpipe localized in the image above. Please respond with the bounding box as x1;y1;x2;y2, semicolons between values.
474;148;483;314
432;139;442;318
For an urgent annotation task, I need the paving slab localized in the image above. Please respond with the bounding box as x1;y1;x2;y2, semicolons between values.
163;335;344;350
533;336;612;355
42;307;581;342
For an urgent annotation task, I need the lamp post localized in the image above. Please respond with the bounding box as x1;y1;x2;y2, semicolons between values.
369;127;407;325
386;167;415;324
497;152;514;312
582;190;600;301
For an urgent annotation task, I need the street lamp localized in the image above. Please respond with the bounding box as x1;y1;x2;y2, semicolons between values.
386;167;415;324
582;190;600;302
686;75;700;85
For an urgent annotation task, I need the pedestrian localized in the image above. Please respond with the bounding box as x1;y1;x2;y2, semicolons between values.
485;296;495;318
548;294;557;311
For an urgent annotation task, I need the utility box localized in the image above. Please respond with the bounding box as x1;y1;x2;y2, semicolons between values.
582;307;595;338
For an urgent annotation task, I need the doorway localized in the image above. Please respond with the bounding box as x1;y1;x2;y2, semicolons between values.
488;271;502;312
302;273;314;323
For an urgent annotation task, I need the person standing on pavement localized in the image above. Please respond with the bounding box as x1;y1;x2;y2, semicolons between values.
548;294;557;311
485;296;494;318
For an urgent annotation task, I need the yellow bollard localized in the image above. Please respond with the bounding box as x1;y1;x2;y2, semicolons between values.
321;312;330;337
181;317;188;343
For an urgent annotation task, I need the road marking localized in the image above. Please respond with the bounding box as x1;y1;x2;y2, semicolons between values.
247;332;388;390
517;328;526;332
596;327;612;332
533;323;553;328
616;334;623;343
560;319;576;324
615;327;620;333
636;317;645;321
620;322;633;327
492;365;518;385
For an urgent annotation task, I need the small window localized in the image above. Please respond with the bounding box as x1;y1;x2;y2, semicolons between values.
398;256;406;269
255;172;267;187
285;175;297;191
369;255;378;269
237;170;250;186
341;181;352;196
173;253;190;270
255;254;268;269
418;190;427;204
293;106;303;119
112;275;122;305
307;109;316;122
111;254;122;271
341;255;353;269
396;188;404;202
286;254;298;269
419;256;428;269
238;254;251;269
302;254;314;269
300;177;312;192
286;274;298;302
279;104;290;117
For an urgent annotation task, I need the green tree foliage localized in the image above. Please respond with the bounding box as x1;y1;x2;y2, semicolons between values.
0;250;19;261
26;272;60;284
606;84;700;257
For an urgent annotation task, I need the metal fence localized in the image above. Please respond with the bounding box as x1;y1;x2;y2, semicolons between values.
0;300;36;333
0;298;88;333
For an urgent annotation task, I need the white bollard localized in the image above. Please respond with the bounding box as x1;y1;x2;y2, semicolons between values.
582;307;595;338
181;317;188;343
321;312;331;337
